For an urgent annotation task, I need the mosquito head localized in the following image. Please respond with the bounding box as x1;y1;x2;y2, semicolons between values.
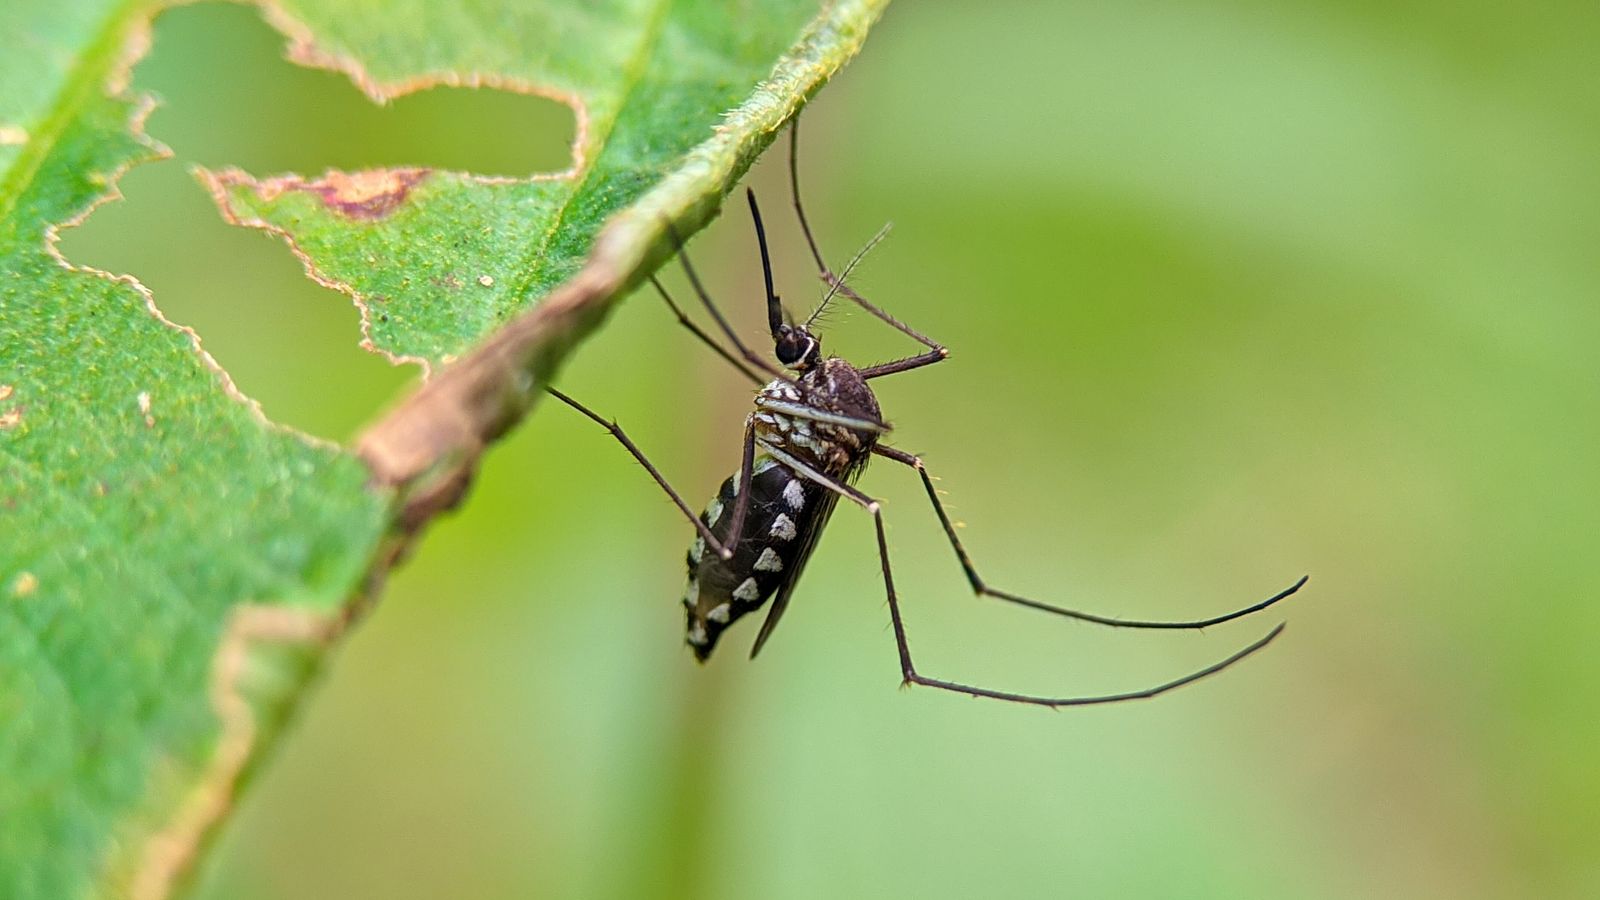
744;188;810;369
773;323;820;370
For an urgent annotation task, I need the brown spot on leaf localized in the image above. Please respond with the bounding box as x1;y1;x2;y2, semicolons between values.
264;168;430;220
0;408;21;430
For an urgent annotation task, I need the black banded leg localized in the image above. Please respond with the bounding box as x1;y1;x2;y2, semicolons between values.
765;442;1291;707
649;275;763;385
871;445;1309;628
788;120;950;380
547;387;754;560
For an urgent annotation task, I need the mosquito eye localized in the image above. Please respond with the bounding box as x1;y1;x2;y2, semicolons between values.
775;334;805;365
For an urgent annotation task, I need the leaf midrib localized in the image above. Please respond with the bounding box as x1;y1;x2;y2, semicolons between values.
503;0;675;311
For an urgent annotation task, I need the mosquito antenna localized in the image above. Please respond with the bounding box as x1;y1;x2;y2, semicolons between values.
804;221;891;330
745;188;784;338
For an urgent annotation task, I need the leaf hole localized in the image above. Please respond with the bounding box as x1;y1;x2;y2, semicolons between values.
140;2;576;176
58;2;577;441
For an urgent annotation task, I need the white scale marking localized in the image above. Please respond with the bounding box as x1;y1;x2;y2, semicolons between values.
782;479;805;510
690;535;705;563
770;514;797;541
733;577;761;601
688;622;708;645
765;380;801;402
754;547;783;572
708;603;731;623
787;430;824;455
683;578;700;607
705;497;724;524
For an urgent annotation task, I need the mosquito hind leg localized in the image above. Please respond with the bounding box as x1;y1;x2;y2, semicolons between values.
871;444;1308;628
761;440;1290;708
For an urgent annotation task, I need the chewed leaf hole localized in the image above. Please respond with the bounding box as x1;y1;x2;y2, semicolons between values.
56;1;570;441
140;3;576;176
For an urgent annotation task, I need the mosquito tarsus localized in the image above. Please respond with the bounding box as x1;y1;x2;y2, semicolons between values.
547;120;1307;708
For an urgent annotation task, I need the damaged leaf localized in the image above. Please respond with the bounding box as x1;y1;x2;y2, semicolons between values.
205;0;843;370
0;33;391;900
0;0;888;899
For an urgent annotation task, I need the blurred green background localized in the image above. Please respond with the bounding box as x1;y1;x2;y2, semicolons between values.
60;1;1600;897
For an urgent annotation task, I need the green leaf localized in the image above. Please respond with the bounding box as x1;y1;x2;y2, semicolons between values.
0;1;887;898
1;19;392;900
202;0;854;366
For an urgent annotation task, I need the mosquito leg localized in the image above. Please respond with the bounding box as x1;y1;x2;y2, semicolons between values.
877;502;1288;707
762;439;1290;707
859;349;949;380
752;396;891;434
649;275;763;385
756;442;880;512
788;118;831;278
723;415;759;554
872;444;1308;628
547;386;739;560
662;220;789;383
823;278;950;359
788;121;951;373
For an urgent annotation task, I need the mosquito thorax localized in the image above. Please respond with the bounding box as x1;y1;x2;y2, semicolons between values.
753;357;885;474
682;356;886;661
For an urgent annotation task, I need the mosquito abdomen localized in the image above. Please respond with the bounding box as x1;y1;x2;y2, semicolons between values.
682;456;822;660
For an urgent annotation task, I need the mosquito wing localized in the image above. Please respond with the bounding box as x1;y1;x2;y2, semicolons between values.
749;485;841;658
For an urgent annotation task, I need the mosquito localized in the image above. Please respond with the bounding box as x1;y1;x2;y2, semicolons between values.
547;123;1307;708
